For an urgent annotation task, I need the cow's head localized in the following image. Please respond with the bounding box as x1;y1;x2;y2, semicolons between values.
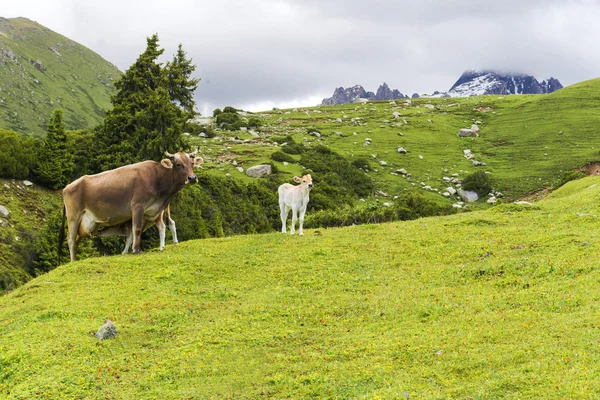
293;174;313;190
164;150;199;185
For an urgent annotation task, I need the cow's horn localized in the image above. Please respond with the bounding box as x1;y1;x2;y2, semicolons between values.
164;151;175;158
190;148;198;157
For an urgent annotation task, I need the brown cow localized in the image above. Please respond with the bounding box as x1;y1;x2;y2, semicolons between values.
60;151;201;262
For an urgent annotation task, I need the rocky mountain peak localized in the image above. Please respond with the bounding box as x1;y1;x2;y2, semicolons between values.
321;83;407;106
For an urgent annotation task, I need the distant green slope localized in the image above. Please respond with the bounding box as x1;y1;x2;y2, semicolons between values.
2;177;600;398
0;17;120;137
191;77;600;201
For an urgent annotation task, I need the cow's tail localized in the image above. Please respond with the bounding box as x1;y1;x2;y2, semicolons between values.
58;205;66;265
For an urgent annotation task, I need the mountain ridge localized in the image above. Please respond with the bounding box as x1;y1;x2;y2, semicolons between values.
321;70;564;105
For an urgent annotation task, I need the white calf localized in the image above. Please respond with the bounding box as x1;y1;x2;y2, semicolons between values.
278;174;313;236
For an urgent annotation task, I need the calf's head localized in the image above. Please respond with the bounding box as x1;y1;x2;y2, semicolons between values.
164;150;201;185
293;174;313;190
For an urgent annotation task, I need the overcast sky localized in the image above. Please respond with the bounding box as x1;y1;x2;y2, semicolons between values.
4;0;600;115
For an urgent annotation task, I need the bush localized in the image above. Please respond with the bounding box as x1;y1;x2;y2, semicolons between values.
0;129;38;179
247;117;262;129
351;157;371;171
304;192;455;229
213;108;223;117
272;135;306;155
222;106;238;113
301;145;375;200
556;170;586;188
216;112;246;131
461;170;493;196
271;151;295;163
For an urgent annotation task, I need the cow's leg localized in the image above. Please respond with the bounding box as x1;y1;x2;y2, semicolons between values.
165;210;178;245
290;207;298;235
156;213;167;251
66;214;81;262
298;207;306;236
280;202;289;234
131;207;144;254
123;228;133;254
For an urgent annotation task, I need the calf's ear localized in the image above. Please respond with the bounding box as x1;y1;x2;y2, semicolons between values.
161;159;173;168
293;176;302;183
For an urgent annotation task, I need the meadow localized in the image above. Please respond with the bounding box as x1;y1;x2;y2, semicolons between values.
2;176;600;398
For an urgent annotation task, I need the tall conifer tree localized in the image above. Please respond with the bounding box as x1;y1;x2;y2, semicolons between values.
35;109;73;189
94;34;191;171
166;44;200;119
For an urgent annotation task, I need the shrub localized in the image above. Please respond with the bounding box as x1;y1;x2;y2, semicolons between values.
247;117;262;129
271;151;295;163
301;146;375;199
461;170;493;196
222;106;238;113
213;108;223;117
0;129;38;179
272;135;306;155
216;112;246;131
556;170;586;188
351;157;371;170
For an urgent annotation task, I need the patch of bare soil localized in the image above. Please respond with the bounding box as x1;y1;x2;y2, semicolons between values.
582;162;600;176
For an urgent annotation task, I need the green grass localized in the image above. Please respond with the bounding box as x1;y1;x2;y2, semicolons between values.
0;18;120;137
3;176;600;398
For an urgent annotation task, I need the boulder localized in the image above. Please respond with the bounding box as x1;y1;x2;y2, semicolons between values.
458;189;479;203
94;320;117;340
0;205;8;218
245;165;272;178
458;128;478;137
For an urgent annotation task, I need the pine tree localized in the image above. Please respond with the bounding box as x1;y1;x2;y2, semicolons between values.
165;44;200;119
94;34;190;171
35;109;74;189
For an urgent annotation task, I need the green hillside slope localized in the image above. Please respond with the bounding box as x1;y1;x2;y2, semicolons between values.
0;17;120;137
2;176;600;398
191;78;600;202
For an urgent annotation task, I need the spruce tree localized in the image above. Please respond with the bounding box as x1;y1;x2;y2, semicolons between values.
165;44;200;119
94;34;190;171
35;109;74;189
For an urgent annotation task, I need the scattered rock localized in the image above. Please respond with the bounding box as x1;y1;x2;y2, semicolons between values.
0;205;9;218
94;320;117;340
245;165;272;178
23;180;33;187
458;128;478;137
397;147;408;154
458;189;479;203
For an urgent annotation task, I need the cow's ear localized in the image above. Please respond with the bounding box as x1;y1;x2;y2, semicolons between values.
193;157;204;168
161;159;173;169
293;176;302;183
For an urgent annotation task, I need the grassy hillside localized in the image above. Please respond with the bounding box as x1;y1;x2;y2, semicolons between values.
2;176;600;398
0;178;62;291
0;17;120;137
190;78;600;202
